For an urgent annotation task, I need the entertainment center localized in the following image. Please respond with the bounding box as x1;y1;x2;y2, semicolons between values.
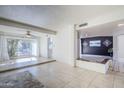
76;36;113;74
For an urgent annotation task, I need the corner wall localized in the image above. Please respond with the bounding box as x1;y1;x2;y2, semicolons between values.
55;25;75;66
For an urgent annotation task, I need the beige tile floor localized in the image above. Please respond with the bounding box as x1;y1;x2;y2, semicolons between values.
0;57;55;72
0;61;124;88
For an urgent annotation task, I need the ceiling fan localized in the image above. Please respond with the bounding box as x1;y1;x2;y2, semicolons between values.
24;31;37;38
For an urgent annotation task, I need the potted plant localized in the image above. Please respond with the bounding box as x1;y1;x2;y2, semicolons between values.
108;48;113;57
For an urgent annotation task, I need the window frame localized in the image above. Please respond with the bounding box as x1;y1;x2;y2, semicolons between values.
6;36;39;59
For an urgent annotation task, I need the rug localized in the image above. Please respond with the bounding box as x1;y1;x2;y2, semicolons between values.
0;71;44;88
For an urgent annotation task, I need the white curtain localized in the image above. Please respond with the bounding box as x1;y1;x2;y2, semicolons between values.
0;35;9;62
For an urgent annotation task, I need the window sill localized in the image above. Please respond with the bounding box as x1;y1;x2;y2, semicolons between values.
10;56;38;60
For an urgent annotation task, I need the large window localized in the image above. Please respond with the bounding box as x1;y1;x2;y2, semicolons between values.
7;38;38;58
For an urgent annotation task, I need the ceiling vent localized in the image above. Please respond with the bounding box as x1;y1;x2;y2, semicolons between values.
78;23;88;27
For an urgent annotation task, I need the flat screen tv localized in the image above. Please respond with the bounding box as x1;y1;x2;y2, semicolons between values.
81;36;113;56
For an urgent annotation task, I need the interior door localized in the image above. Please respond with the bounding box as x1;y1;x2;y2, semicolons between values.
117;35;124;62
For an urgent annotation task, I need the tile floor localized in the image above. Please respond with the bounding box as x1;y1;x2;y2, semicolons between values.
0;57;55;72
0;61;124;88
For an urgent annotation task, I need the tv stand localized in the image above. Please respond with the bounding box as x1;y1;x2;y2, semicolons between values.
76;59;112;74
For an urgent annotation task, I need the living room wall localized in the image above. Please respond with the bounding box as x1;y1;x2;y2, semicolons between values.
55;10;124;66
54;25;75;66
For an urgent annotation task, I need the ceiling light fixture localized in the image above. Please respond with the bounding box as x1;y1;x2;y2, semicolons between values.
118;23;124;27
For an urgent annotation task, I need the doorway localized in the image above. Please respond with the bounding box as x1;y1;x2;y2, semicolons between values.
117;35;124;72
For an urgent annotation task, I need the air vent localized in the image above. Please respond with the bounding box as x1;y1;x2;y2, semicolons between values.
79;23;88;27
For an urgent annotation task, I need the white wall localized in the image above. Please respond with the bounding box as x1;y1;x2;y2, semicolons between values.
55;10;124;66
55;25;75;66
112;27;124;72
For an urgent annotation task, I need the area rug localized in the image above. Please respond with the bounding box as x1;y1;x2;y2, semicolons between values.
0;71;44;88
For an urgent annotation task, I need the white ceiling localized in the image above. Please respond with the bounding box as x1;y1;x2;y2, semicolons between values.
0;5;124;31
79;19;124;37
